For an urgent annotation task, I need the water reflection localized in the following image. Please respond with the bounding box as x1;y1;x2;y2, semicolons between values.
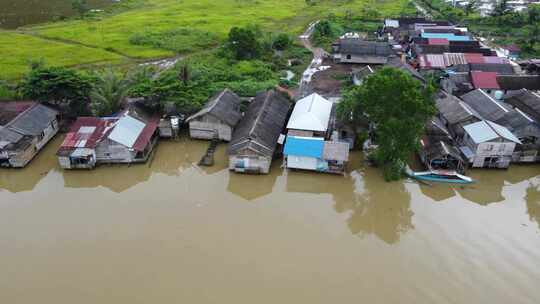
345;168;413;244
62;139;208;192
526;180;540;229
227;162;281;201
286;153;414;244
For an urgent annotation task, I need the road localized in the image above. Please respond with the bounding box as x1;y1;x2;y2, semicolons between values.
297;20;330;98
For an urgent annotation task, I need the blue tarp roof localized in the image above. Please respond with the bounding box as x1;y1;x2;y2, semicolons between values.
284;136;324;158
421;33;471;41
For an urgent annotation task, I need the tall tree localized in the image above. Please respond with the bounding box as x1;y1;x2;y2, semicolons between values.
89;69;132;116
227;26;261;60
492;0;510;17
338;68;436;181
18;65;93;116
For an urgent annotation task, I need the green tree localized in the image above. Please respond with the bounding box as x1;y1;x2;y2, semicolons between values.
528;4;540;24
18;65;93;116
71;0;89;18
227;26;261;60
89;69;133;116
492;0;510;17
272;33;292;50
464;0;477;16
338;68;436;181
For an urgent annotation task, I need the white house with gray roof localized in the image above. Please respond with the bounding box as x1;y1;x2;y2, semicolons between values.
461;120;521;168
0;102;59;168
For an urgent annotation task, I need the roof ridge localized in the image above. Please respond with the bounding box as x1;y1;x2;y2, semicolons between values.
248;91;272;138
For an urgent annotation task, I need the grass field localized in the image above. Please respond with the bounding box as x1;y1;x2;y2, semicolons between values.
1;0;415;80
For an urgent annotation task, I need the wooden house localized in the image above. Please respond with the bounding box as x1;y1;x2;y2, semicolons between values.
420;117;466;173
186;89;242;141
57;107;159;169
228;90;290;174
461;120;521;168
504;89;540;122
435;91;481;139
332;38;393;64
462;89;540;162
283;93;349;174
0;102;59;168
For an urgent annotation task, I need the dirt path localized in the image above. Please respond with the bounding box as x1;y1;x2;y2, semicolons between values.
297;20;330;98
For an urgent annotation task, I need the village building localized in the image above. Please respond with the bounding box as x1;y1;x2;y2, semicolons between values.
420;116;467;173
462;89;540;162
435;91;481;139
497;75;540;92
283;93;350;174
57;107;159;169
460;120;521;168
0;102;59;168
228;90;290;174
420;136;466;173
186;89;242;141
332;38;393;64
504;89;540;122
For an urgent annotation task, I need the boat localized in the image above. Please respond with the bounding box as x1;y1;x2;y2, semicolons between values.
405;167;475;185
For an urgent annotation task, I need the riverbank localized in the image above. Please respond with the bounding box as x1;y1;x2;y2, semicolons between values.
0;0;415;80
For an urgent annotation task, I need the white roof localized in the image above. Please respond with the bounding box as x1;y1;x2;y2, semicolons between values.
287;93;333;132
385;19;399;28
108;115;146;148
463;120;521;144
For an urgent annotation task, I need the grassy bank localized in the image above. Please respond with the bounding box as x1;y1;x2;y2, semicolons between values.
1;0;415;80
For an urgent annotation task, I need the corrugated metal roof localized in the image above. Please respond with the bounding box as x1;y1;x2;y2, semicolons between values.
471;71;500;89
284;136;324;158
444;53;467;66
421;33;471;41
463;120;521;144
428;38;449;46
60;117;116;150
464;53;485;64
420;54;445;68
287;93;333;132
108;115;146;149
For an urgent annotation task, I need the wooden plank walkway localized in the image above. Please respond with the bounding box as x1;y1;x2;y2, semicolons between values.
198;136;219;166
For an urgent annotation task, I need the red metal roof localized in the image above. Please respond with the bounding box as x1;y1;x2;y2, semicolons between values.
471;71;500;89
132;116;159;152
428;38;449;46
60;117;117;149
464;53;485;64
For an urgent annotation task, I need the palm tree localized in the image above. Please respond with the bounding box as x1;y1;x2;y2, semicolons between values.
90;68;132;116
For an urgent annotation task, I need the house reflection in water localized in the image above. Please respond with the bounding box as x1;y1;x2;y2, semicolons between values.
286;153;414;244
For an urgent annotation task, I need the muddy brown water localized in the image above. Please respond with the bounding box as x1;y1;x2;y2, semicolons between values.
1;136;540;303
0;0;112;29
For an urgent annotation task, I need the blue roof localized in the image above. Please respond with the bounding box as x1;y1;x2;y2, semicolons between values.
284;136;324;158
421;33;471;41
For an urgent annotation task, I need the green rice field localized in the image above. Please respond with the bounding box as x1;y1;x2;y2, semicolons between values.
1;0;415;79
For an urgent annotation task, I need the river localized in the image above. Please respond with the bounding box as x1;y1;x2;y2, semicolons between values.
0;0;112;29
0;136;539;303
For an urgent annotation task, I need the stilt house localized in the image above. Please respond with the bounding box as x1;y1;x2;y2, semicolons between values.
283;93;350;174
228;90;290;174
0;102;59;168
186;89;242;141
57;107;159;169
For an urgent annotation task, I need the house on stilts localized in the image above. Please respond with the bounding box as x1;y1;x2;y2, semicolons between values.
228;90;290;174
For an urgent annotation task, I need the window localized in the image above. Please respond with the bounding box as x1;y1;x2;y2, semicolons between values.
346;54;352;60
